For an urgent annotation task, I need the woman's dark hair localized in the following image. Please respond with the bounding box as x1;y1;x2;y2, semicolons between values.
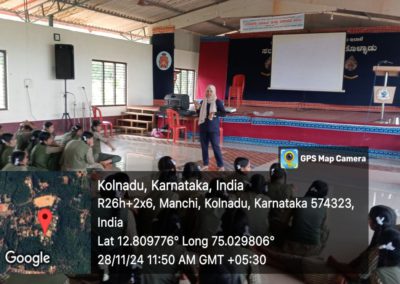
71;124;82;133
43;121;53;129
305;180;329;198
270;167;287;184
158;156;177;183
11;151;26;166
1;133;14;144
153;209;182;237
234;157;250;173
30;130;41;142
158;156;176;172
81;131;94;143
250;174;267;194
369;205;397;248
91;120;101;131
221;209;250;238
38;131;51;144
377;227;400;267
182;162;201;181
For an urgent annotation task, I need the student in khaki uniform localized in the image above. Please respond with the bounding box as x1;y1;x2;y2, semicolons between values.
30;131;63;170
140;209;197;284
0;133;16;169
25;129;42;156
91;120;121;166
199;208;261;284
15;121;34;151
61;131;104;171
283;180;329;257
2;151;29;171
266;167;294;246
237;173;271;237
61;124;83;146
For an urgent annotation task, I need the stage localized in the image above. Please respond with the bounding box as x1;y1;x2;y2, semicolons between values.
217;105;400;158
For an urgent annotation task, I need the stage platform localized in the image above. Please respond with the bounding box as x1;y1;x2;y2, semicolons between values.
219;106;400;158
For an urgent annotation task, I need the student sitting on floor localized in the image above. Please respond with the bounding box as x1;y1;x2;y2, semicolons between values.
0;133;16;169
228;157;252;191
326;205;398;283
15;121;34;151
199;208;261;284
60;131;104;172
26;129;41;156
283;180;329;257
30;131;63;170
2;151;29;171
61;124;83;146
266;167;295;246
237;173;271;236
91;120;121;167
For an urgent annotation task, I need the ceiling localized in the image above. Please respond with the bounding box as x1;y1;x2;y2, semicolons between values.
0;0;400;39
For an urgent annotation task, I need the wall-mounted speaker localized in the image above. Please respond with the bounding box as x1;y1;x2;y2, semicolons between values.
55;44;75;79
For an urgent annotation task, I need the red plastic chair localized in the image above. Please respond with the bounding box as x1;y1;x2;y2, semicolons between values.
166;109;187;144
92;106;113;137
228;74;245;108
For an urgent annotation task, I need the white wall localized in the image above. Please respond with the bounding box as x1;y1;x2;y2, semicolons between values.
0;19;153;124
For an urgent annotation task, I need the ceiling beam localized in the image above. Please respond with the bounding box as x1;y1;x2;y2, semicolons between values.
55;0;154;24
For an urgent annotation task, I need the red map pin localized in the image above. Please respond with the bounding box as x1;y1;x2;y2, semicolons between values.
38;208;52;235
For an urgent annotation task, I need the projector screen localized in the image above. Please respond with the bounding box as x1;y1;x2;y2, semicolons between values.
270;32;346;92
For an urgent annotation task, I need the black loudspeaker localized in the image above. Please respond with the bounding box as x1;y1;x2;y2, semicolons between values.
55;44;75;79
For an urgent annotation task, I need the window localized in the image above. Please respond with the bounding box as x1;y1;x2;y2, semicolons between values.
174;68;196;102
92;60;127;106
0;51;7;110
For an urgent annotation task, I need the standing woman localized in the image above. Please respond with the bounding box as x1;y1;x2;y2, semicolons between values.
194;84;225;171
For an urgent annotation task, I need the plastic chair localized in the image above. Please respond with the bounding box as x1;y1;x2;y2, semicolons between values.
92;106;113;137
228;74;245;108
166;109;187;144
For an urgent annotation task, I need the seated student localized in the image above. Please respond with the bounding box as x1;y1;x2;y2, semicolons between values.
199;208;261;284
370;228;400;284
30;132;63;170
61;131;104;171
237;174;271;236
0;133;16;169
140;209;197;284
15;121;34;151
2;151;29;171
228;157;252;191
191;178;229;239
61;124;83;146
90;172;138;283
283;180;329;257
26;129;42;156
332;227;400;284
266;167;294;246
91;120;121;166
138;156;179;236
42;121;55;136
326;205;398;283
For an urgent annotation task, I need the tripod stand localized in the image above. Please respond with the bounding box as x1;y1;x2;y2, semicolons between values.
61;79;72;131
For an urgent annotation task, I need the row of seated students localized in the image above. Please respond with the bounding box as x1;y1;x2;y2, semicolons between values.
76;156;399;284
0;120;121;172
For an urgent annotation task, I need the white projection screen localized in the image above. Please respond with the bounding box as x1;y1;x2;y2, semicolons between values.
270;32;346;92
